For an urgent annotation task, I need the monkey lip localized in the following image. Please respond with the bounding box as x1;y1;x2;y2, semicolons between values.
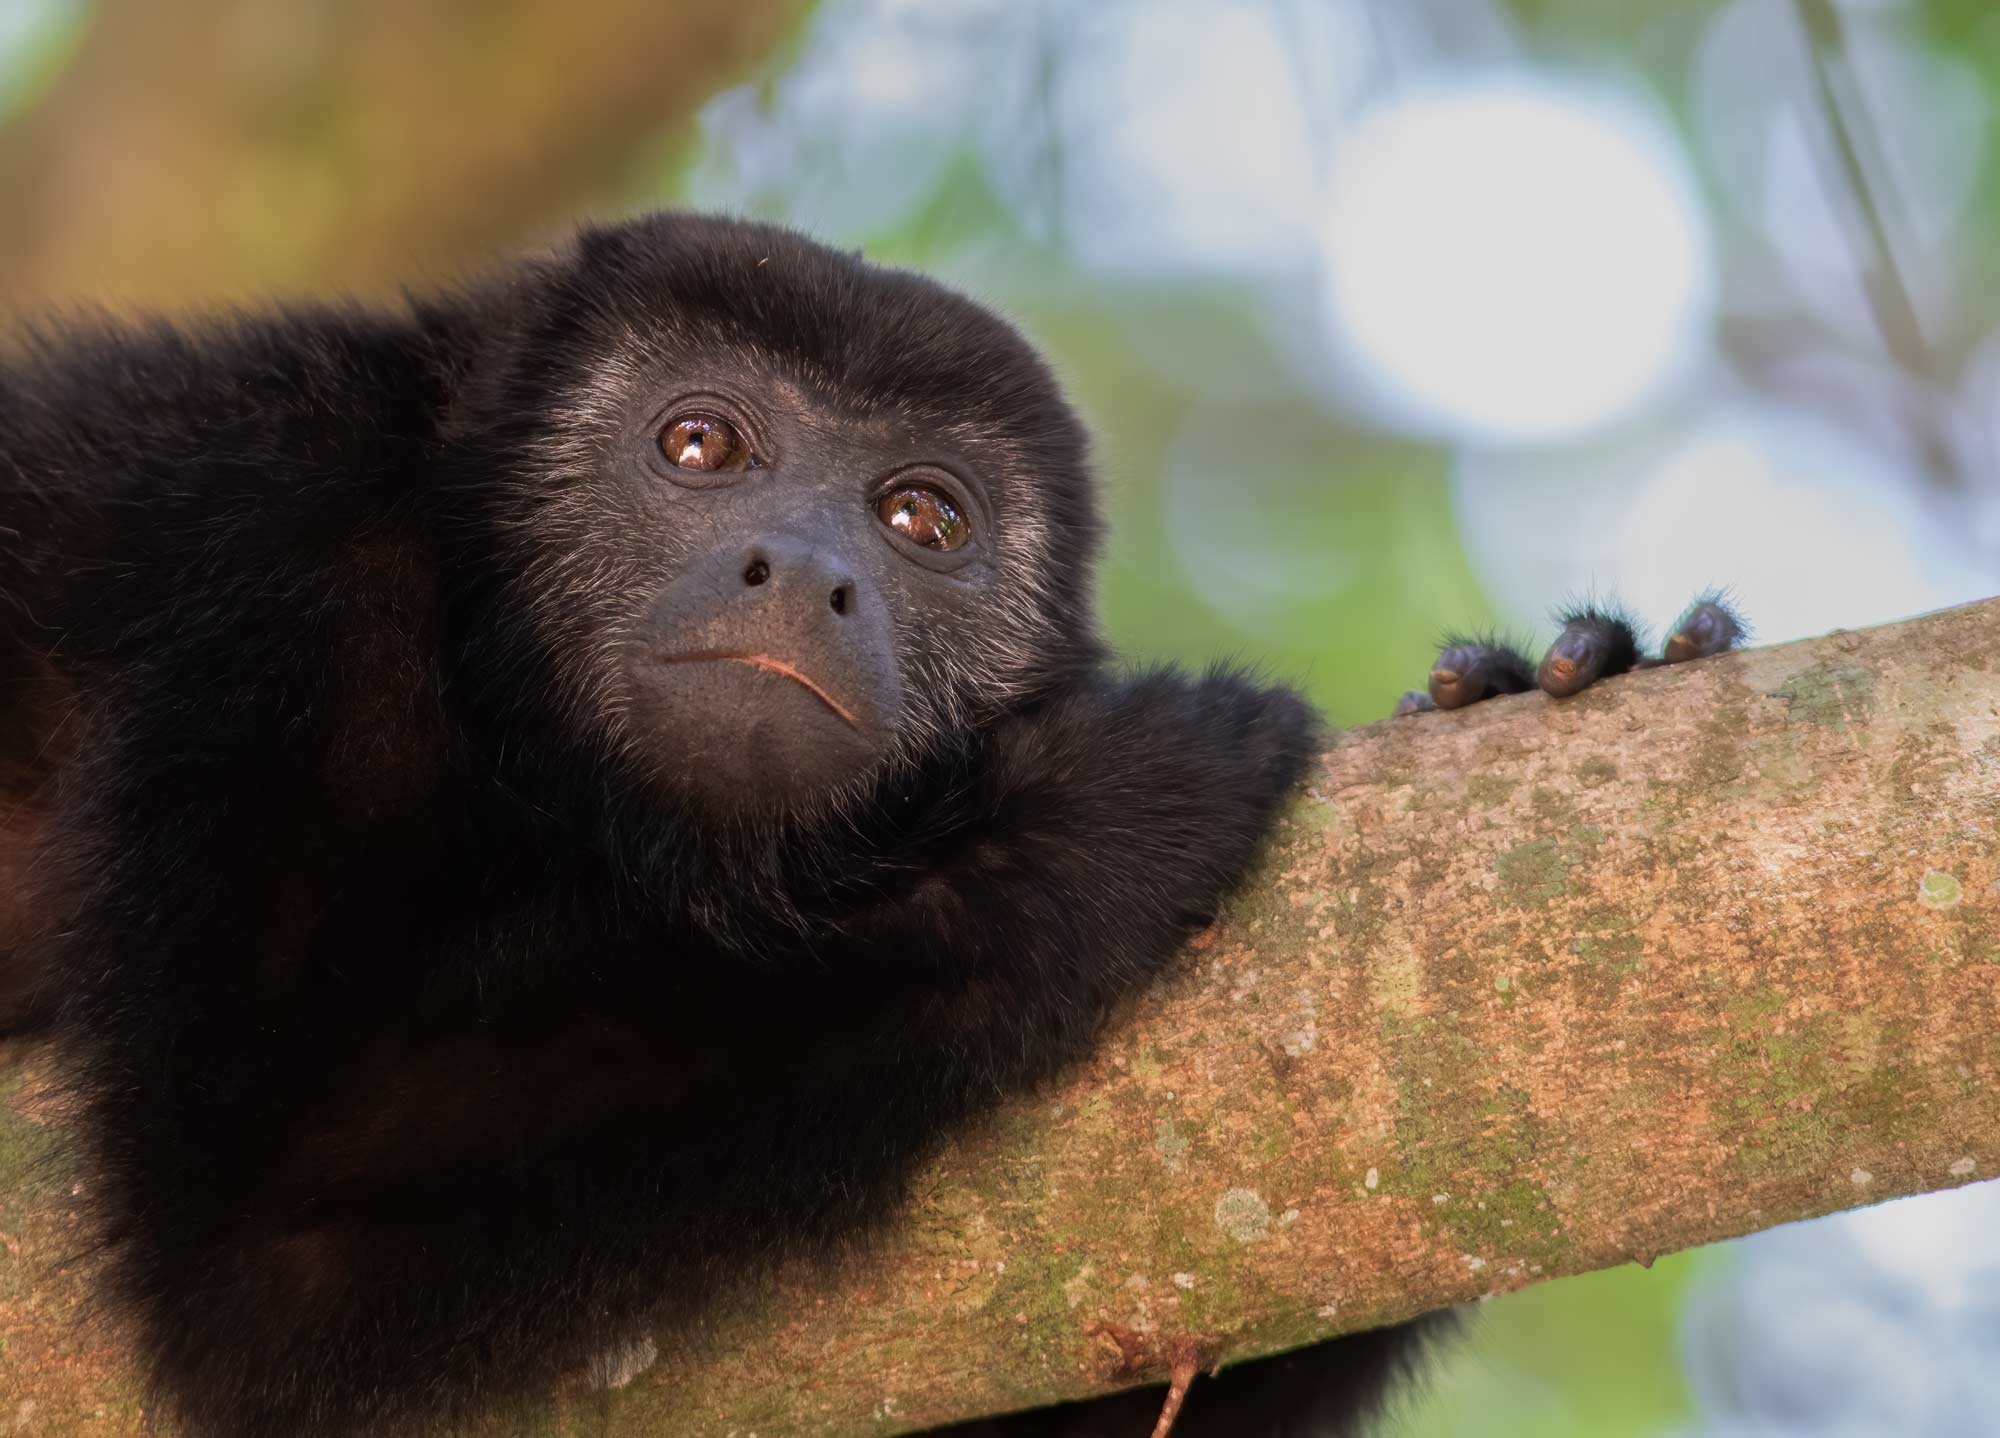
661;650;860;728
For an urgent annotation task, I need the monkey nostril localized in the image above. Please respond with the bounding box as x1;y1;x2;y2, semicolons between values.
743;558;770;587
829;585;851;615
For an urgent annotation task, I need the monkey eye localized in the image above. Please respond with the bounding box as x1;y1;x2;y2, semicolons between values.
660;414;754;473
876;484;970;552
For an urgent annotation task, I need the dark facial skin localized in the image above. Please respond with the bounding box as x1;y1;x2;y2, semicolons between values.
615;384;990;814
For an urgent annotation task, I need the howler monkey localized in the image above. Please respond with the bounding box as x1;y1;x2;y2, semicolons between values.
0;213;1741;1436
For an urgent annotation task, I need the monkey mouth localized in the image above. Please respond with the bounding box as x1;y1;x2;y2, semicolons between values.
661;650;860;728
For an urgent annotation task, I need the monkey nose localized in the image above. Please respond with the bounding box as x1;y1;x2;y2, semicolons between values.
735;536;860;618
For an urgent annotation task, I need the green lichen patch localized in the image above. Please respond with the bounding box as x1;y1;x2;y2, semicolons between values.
1573;755;1620;788
1379;1050;1568;1269
1458;1178;1567;1267
1771;661;1876;732
1685;700;1754;791
1530;785;1576;825
1285;789;1352;838
1918;870;1964;909
1464;772;1520;807
0;1070;62;1207
1571;931;1646;980
1488;821;1614;913
1214;1186;1273;1243
1493;838;1572;909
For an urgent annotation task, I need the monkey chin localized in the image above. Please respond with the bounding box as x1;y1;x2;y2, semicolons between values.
624;651;894;820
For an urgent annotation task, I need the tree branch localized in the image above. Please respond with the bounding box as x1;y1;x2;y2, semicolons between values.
3;600;1997;1435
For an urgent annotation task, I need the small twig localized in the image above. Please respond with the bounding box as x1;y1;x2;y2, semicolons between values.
1148;1339;1206;1438
1790;0;1935;384
1789;0;1966;487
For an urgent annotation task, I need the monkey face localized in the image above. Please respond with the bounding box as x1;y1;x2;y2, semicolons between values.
615;393;980;816
465;217;1106;822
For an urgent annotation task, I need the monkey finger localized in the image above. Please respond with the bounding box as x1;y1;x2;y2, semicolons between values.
1661;593;1747;664
1537;606;1640;699
1427;640;1536;711
1393;690;1437;718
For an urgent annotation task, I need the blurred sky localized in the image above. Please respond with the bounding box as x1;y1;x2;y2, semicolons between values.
2;1;1997;1434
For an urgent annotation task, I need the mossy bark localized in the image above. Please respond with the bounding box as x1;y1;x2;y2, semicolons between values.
4;600;1997;1434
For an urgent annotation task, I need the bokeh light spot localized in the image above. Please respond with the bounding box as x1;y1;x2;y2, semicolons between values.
1320;76;1713;445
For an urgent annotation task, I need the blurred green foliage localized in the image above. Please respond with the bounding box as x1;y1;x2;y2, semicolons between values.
1388;1252;1714;1437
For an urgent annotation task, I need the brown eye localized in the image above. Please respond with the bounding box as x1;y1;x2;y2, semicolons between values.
877;484;970;552
660;414;752;473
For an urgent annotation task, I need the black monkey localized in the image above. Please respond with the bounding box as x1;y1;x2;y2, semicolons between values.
0;213;1443;1436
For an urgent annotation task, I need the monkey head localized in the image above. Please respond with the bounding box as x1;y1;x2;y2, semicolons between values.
449;215;1104;822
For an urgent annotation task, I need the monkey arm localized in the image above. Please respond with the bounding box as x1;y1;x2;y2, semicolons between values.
839;667;1322;1080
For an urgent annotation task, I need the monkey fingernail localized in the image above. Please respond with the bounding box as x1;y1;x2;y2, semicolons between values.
1536;608;1640;699
1662;598;1745;664
1418;641;1535;712
1427;665;1482;710
1537;636;1601;698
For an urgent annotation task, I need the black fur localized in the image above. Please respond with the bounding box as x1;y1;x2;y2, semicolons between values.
932;1314;1457;1437
1;213;1425;1434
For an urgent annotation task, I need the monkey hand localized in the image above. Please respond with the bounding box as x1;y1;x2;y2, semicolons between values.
1393;592;1748;716
891;668;1320;968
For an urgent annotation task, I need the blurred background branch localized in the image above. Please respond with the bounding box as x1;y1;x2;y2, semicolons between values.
1793;0;1958;482
0;0;805;301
